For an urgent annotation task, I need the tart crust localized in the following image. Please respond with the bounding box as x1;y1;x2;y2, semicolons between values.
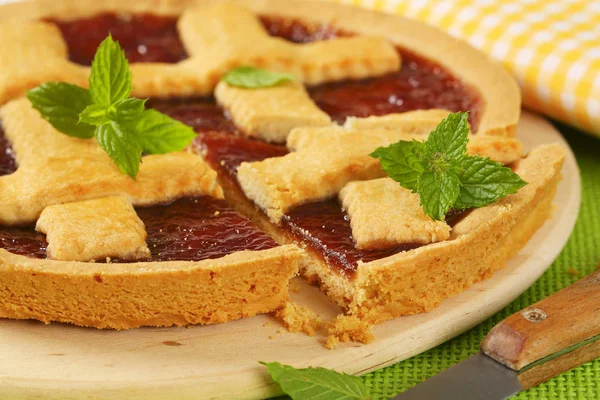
0;245;301;329
0;0;520;136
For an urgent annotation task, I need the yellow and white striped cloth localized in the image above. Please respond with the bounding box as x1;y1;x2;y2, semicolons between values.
334;0;600;138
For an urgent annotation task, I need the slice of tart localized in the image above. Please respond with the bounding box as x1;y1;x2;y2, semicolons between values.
0;0;565;335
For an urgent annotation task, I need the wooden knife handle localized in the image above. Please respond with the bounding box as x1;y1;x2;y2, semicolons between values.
481;269;600;390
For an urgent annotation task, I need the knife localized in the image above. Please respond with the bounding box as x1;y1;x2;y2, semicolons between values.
393;269;600;399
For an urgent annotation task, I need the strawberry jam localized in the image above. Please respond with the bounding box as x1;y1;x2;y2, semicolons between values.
283;200;420;277
49;13;187;65
136;196;278;261
0;196;277;261
0;126;16;176
149;97;288;180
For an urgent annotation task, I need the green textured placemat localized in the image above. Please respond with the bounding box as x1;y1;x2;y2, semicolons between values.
362;122;600;399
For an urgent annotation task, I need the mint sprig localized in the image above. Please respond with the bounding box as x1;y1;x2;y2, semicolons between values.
222;66;296;88
371;112;527;220
26;35;195;179
261;362;371;400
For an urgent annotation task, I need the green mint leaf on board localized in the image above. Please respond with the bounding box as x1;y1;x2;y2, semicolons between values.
370;111;527;220
453;156;527;210
26;82;95;138
134;109;196;154
261;362;371;400
89;34;132;106
222;66;296;88
26;35;196;179
96;122;142;179
370;140;425;191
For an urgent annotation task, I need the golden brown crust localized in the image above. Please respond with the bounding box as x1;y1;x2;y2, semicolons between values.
339;178;451;250
0;245;301;329
0;98;222;225
36;196;151;262
0;0;520;137
215;80;331;143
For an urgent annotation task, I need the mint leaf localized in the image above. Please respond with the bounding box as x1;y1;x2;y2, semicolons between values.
134;109;196;154
109;98;146;122
89;35;132;106
222;66;295;88
96;121;142;179
454;156;527;210
370;140;425;191
425;111;469;160
26;82;95;138
261;362;370;400
370;111;527;220
79;104;109;126
418;169;461;220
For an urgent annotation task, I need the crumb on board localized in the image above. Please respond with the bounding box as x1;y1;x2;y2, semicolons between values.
325;315;374;350
567;268;579;276
274;302;321;336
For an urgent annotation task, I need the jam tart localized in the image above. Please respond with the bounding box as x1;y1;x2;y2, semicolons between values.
0;0;565;332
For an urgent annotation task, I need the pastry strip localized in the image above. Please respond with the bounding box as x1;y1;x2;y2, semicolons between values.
0;98;222;225
215;80;331;143
37;196;151;262
339;177;451;250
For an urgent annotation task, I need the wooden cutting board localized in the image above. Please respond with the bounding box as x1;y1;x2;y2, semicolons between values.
0;111;580;400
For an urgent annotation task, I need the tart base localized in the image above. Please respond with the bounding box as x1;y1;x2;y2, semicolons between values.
0;245;301;329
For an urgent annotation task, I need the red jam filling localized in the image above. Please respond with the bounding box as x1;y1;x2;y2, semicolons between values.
0;126;16;176
135;196;278;261
283;200;420;276
1;13;482;272
0;196;277;261
149;97;288;180
49;13;187;65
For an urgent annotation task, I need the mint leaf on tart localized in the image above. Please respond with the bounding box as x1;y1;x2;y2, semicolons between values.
222;66;296;88
453;155;527;210
26;82;95;138
261;361;371;400
26;35;194;179
370;112;527;220
96;122;142;178
89;34;133;105
133;109;196;154
370;140;424;191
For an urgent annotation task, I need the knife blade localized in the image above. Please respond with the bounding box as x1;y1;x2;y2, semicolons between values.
393;269;600;400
